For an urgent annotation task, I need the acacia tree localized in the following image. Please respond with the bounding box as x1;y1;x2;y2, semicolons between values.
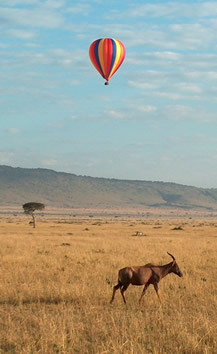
23;202;45;228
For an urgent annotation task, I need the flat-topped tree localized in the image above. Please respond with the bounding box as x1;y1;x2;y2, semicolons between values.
23;202;45;228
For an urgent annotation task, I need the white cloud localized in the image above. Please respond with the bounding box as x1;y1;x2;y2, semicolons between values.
68;115;77;120
164;104;194;119
186;71;217;81
41;159;58;167
0;47;88;73
101;19;217;51
7;28;36;39
0;7;64;29
69;80;81;86
138;105;157;113
125;2;217;18
67;4;91;16
0;0;38;5
0;152;15;164
128;80;159;90
176;83;203;94
43;0;66;9
152;91;187;101
106;110;125;119
8;128;21;135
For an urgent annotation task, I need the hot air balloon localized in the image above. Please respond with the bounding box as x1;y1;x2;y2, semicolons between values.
89;38;125;85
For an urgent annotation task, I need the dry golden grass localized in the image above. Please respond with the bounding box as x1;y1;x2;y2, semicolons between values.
0;214;217;353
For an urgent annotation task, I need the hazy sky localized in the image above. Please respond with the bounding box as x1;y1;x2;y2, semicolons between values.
1;0;217;188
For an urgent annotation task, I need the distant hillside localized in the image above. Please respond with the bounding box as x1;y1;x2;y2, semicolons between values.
1;165;217;210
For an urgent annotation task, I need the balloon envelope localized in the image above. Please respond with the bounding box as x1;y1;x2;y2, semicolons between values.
89;38;125;84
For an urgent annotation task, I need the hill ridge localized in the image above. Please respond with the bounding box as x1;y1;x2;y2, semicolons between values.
0;165;217;210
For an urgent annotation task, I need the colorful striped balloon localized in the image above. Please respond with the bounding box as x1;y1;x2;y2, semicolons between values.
89;38;125;85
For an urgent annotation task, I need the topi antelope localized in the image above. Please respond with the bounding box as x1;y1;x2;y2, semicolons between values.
110;252;183;305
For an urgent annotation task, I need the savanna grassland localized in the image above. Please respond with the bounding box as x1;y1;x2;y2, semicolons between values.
0;212;216;353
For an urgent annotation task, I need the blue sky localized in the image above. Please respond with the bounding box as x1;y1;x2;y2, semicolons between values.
1;0;217;187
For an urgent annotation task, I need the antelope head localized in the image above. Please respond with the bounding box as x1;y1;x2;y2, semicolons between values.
167;252;183;277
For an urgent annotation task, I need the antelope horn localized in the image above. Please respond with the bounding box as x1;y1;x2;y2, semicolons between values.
167;252;175;261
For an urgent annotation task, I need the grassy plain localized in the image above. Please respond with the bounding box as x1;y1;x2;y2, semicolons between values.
0;212;216;353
